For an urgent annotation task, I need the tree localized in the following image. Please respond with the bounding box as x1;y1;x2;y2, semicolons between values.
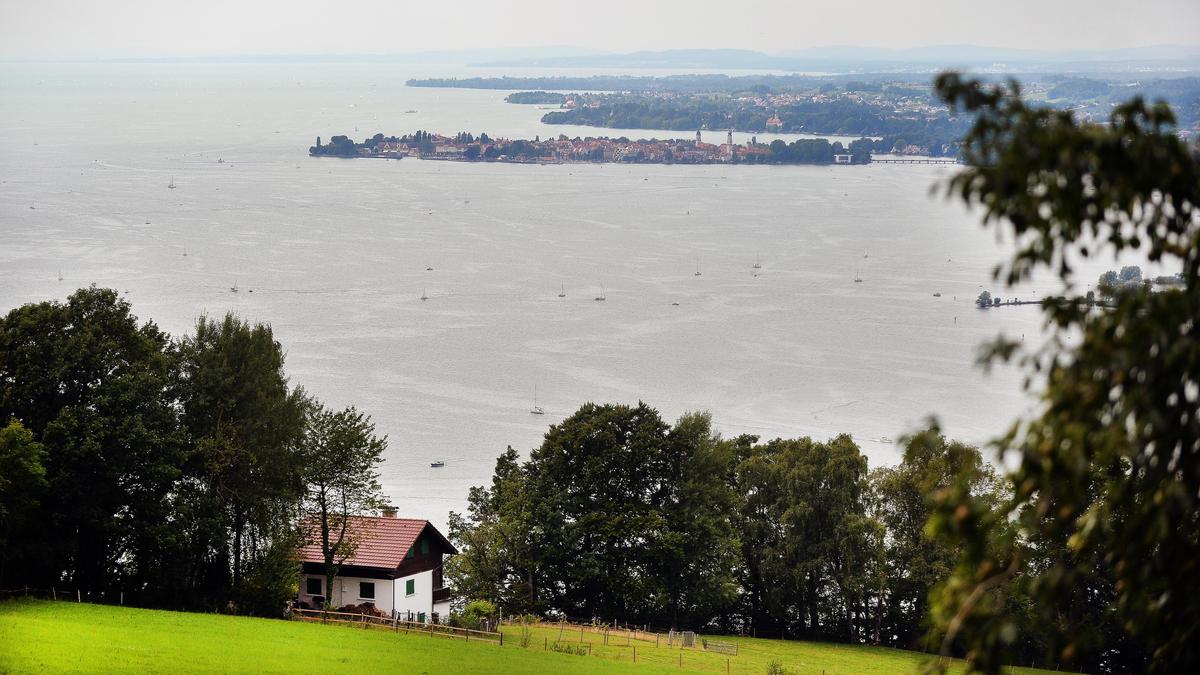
300;403;388;608
0;420;47;585
926;73;1199;673
655;412;741;628
175;313;307;607
0;287;183;595
446;447;541;615
869;428;1003;650
736;434;878;640
975;291;992;308
525;402;672;622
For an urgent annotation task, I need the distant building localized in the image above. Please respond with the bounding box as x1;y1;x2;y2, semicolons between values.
834;154;853;164
433;145;465;158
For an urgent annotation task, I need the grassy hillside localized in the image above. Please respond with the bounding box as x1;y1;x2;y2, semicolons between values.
0;600;1054;674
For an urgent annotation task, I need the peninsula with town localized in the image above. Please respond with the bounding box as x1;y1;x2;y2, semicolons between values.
308;129;874;165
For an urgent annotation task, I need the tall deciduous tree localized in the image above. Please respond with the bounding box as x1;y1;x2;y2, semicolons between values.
176;313;307;606
926;73;1199;673
526;402;672;622
300;403;388;607
657;412;741;627
446;446;541;614
868;428;1003;650
736;434;879;640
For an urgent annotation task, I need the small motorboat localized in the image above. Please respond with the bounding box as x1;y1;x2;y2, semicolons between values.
430;460;445;468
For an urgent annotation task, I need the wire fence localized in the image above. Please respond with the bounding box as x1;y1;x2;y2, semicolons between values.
0;586;143;607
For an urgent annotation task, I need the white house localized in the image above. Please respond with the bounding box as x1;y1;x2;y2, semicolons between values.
298;512;456;622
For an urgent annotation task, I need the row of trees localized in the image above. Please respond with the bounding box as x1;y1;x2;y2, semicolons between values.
0;288;386;614
445;404;1012;650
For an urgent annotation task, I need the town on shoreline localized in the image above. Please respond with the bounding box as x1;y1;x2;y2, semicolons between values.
308;130;874;165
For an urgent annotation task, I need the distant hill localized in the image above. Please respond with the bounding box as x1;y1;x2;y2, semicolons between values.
476;45;1200;74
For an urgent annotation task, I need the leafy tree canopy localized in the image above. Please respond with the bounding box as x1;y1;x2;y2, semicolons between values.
926;73;1199;673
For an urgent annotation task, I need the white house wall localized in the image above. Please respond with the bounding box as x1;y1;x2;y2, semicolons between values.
393;569;435;620
300;574;395;616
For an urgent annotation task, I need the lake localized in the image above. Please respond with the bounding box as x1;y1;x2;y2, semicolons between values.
0;63;1113;524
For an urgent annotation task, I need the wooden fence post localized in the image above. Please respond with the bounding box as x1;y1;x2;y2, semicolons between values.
52;587;56;601
76;589;81;603
633;646;636;663
679;652;682;668
120;591;124;606
544;636;547;650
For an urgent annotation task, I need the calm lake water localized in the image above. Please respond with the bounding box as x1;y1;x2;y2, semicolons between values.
0;63;1118;524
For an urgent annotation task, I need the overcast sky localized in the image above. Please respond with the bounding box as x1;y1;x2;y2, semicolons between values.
2;0;1197;60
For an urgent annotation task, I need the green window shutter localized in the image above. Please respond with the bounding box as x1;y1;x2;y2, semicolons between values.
406;546;414;559
406;579;415;596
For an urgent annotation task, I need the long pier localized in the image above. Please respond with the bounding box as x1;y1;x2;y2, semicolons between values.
871;157;961;165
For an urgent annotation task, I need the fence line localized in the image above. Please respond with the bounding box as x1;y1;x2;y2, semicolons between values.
290;608;503;645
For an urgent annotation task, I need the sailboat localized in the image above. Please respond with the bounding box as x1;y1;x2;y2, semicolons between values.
530;386;545;415
168;176;176;189
854;269;863;283
57;270;63;282
694;257;702;277
230;282;239;293
420;288;429;301
752;255;762;270
594;285;607;302
557;283;566;298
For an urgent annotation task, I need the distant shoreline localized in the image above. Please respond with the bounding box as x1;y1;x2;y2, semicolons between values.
309;131;874;166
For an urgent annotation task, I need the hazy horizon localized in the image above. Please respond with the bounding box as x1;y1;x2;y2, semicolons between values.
2;0;1198;61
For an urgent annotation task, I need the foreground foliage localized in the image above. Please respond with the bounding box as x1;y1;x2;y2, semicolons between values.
926;74;1200;673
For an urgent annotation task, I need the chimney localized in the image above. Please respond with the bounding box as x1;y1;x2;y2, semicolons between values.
380;505;397;518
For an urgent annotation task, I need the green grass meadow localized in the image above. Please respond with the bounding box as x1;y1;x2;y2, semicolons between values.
0;600;1057;674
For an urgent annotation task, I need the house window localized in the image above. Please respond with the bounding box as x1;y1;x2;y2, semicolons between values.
406;546;414;559
359;582;375;600
306;577;322;596
405;579;415;596
420;539;429;555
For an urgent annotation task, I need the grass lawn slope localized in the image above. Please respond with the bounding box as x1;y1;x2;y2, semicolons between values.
0;600;1058;674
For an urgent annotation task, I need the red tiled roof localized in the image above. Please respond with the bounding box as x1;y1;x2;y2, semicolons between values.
298;516;452;568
